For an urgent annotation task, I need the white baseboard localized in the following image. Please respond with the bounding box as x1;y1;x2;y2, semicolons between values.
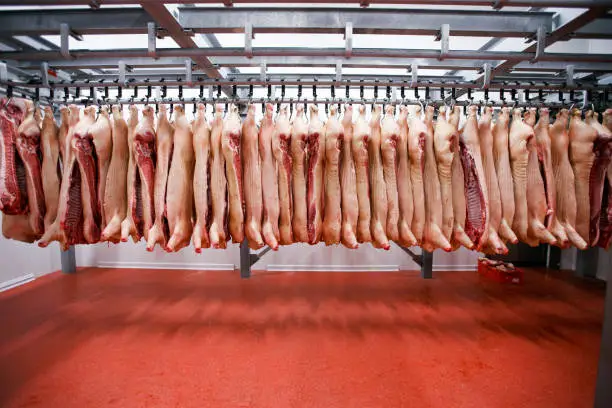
0;273;35;292
96;261;236;271
433;264;477;271
264;264;400;272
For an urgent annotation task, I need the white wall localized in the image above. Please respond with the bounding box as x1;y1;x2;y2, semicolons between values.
0;217;62;291
560;247;610;281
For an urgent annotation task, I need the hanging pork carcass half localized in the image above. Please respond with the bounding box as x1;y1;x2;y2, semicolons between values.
165;106;194;252
101;105;129;243
598;109;612;249
433;106;456;245
90;106;112;232
290;104;308;243
242;104;264;249
274;105;294;245
569;109;599;244
380;105;400;243
459;105;488;251
192;103;211;252
369;105;390;250
147;105;174;251
209;104;228;249
478;106;507;254
260;103;280;250
585;110;612;246
15;100;45;236
524;108;557;247
407;106;426;244
550;109;587;249
40;106;60;232
422;105;451;252
396;106;417;247
222;105;244;244
534;108;568;247
322;105;342;245
353;105;372;244
0;97;28;216
340;105;359;249
509;108;533;244
306;105;324;245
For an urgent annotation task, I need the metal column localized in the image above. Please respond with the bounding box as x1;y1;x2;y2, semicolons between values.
239;240;251;279
595;278;612;408
60;247;76;274
575;247;599;278
421;250;433;279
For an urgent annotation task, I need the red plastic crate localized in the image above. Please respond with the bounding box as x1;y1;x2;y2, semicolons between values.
478;259;524;285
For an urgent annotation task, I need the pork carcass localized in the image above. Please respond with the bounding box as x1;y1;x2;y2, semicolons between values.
122;105;155;243
146;105;173;251
321;104;342;245
550;109;587;249
492;107;518;244
274;105;293;245
407;106;426;244
101;105;129;243
165;106;194;252
222;105;244;243
585;110;612;246
192;103;211;252
0;97;28;215
422;106;451;251
88;107;112;232
340;104;359;249
290;103;308;243
352;105;372;243
40;106;60;232
534;108;568;247
209;104;228;249
477;106;507;254
433;106;456;245
58;106;69;163
598;109;612;249
368;105;390;250
509;108;533;243
306;105;324;245
38;105;81;249
15;101;45;236
396;106;417;247
569;109;599;243
260;103;280;250
459;105;488;251
449;106;474;250
380;105;400;243
242;104;264;249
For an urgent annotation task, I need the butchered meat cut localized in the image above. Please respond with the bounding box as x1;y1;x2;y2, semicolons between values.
509;108;533;244
290;104;308;243
352;105;372;244
192;103;211;252
222;105;244;244
369;105;390;250
459;106;488;251
242;104;264;249
550;109;587;249
260;103;280;250
340;105;359;249
40;106;60;232
306;105;324;245
380;105;400;243
396;106;417;247
0;97;28;216
407;106;425;244
209;104;228;249
273;106;293;245
90;107;112;232
322;105;342;245
120;106;142;242
449;107;473;250
146;105;173;251
101;105;129;243
166;106;194;252
433;106;456;245
422;105;451;252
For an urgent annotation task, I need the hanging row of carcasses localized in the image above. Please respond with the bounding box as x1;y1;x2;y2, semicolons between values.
0;96;611;254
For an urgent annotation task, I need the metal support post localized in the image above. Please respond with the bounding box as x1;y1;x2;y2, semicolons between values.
595;276;612;408
60;23;71;59
147;22;156;57
546;245;561;270
421;250;433;279
60;247;76;274
240;240;250;278
575;247;599;278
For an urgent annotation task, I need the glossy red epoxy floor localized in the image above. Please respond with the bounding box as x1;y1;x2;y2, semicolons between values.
0;268;605;408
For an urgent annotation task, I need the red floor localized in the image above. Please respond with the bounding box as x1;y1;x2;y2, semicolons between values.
0;268;605;408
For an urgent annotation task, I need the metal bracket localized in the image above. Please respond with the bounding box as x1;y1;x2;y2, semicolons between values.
260;62;267;82
438;24;450;60
345;22;353;58
399;246;433;279
532;25;546;62
60;23;72;59
410;63;418;88
245;22;253;59
185;59;192;85
483;63;491;89
147;22;157;57
40;62;50;88
118;60;127;85
492;0;505;10
566;64;575;88
0;62;7;84
336;61;342;83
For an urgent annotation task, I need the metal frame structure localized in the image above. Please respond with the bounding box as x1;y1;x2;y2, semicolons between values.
0;2;611;403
